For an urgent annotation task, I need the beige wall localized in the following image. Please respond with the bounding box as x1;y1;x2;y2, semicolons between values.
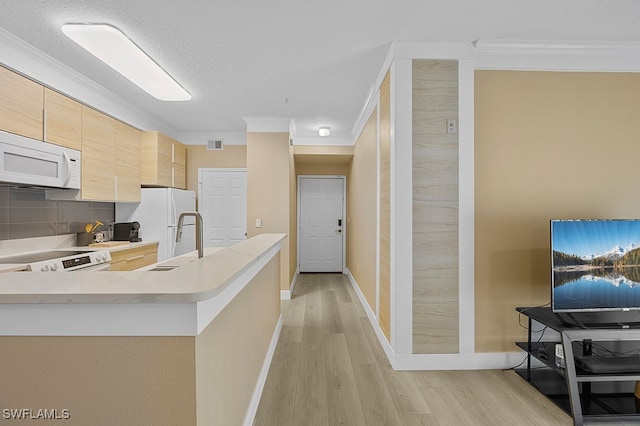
0;336;196;425
294;146;353;176
475;71;640;352
347;109;378;314
296;162;350;176
185;144;247;193
379;71;391;340
412;60;459;354
247;132;292;291
196;254;280;425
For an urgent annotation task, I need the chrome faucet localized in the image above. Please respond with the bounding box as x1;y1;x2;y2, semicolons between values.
176;211;204;258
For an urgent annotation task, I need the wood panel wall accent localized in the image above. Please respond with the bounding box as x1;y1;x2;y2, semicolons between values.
379;72;391;341
412;60;459;354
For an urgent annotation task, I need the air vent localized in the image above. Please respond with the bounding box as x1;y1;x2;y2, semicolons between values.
207;140;223;150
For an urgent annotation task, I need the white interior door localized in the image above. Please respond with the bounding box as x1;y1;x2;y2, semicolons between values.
299;176;345;272
198;169;247;247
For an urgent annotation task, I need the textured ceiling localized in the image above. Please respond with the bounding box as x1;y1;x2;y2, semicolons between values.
0;0;639;139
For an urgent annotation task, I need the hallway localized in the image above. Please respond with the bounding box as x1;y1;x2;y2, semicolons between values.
253;273;571;425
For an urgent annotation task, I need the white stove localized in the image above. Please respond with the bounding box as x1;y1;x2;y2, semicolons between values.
0;249;111;272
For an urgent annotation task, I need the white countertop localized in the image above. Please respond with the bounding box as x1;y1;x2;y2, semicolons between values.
0;233;285;304
0;233;285;336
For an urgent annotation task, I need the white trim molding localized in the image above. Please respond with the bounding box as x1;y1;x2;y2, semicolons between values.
178;131;247;146
242;117;292;133
474;39;640;71
457;58;476;354
281;268;299;300
390;58;414;355
346;268;534;370
243;314;283;426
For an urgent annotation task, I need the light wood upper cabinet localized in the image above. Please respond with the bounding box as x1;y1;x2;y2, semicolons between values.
0;66;43;140
172;141;186;189
44;88;81;150
81;107;143;202
141;131;186;189
81;106;116;201
115;121;142;202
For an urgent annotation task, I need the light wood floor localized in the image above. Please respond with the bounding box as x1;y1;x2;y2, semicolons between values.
254;273;575;426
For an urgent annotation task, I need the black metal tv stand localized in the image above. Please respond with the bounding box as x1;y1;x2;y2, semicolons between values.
516;307;640;426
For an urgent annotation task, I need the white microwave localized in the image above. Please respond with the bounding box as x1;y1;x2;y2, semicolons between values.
0;131;80;189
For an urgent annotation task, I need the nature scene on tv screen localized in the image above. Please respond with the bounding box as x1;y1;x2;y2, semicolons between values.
552;220;640;311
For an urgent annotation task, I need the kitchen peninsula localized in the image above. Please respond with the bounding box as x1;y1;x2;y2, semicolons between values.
0;233;285;426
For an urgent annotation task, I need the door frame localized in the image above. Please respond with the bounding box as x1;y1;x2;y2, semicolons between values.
197;167;248;246
297;175;347;273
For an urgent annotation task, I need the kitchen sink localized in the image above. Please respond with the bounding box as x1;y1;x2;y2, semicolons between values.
147;266;179;272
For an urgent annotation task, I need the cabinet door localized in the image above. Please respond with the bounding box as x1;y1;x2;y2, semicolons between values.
81;106;116;200
0;66;43;140
109;244;158;271
172;141;186;189
115;121;141;202
157;133;173;187
44;88;81;150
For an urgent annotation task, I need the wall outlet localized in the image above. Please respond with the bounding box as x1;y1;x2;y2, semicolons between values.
447;119;457;134
255;218;262;228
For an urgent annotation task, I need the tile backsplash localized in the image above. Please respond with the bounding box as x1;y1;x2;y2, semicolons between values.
0;187;114;240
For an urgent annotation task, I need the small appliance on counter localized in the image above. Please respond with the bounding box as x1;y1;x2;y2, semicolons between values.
113;221;141;242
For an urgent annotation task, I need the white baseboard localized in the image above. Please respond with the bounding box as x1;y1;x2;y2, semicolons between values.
243;313;283;426
344;268;530;371
344;268;396;364
280;268;299;300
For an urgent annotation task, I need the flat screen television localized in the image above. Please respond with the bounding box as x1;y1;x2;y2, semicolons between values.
551;219;640;313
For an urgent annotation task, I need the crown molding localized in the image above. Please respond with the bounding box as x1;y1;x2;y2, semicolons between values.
242;117;291;133
0;27;173;134
474;39;640;71
475;39;640;54
291;133;354;146
177;131;246;146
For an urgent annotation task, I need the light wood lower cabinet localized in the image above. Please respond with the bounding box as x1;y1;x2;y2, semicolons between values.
110;243;158;271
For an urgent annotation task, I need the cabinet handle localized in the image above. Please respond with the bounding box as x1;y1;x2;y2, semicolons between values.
127;255;145;261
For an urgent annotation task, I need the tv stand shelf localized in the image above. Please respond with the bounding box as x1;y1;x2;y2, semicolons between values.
516;307;640;426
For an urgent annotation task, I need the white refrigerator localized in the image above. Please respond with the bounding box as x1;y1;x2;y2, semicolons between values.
116;188;196;262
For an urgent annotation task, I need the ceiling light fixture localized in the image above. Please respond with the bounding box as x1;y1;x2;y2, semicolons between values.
61;23;191;101
318;126;330;137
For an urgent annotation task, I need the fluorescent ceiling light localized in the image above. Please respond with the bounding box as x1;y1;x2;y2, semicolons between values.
62;23;191;101
318;126;330;137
